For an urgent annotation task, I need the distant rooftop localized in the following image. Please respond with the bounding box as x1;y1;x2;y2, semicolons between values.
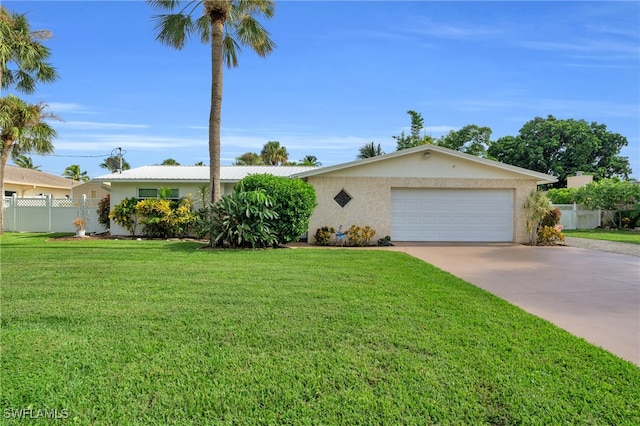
5;165;82;189
93;165;320;182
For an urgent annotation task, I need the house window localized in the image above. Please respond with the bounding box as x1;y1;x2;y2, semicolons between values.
334;189;353;208
137;188;179;199
4;190;16;197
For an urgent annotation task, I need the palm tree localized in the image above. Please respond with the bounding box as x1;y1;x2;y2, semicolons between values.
161;158;180;165
0;6;58;94
357;142;384;159
260;141;288;166
100;155;131;173
194;161;206;166
63;164;90;182
13;154;40;170
1;95;56;234
149;0;276;203
233;151;263;165
299;155;321;166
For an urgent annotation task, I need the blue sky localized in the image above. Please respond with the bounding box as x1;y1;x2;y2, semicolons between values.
5;1;639;179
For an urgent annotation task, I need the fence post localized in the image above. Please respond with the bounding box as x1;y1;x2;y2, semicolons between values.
12;193;18;232
47;194;52;232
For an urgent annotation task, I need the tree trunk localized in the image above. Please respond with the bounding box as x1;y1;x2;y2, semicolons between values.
0;139;14;236
209;16;224;204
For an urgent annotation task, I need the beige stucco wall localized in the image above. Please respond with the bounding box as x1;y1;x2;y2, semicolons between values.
567;174;593;188
4;183;72;198
306;176;538;244
71;181;111;200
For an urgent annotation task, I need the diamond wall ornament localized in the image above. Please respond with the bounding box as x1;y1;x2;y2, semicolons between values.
334;189;352;208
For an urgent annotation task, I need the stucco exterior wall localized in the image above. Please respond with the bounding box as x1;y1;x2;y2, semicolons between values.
306;176;538;244
4;183;72;198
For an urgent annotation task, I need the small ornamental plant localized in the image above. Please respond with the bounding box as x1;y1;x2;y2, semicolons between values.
72;217;86;232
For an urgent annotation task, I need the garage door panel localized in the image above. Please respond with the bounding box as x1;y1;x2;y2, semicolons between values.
391;189;513;242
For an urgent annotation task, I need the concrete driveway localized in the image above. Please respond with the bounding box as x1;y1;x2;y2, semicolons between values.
386;242;640;366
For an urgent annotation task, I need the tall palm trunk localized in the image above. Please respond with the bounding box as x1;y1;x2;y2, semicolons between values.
207;4;226;204
0;139;14;235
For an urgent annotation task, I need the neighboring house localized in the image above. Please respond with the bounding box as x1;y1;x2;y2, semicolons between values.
291;145;556;243
3;165;81;198
71;180;111;200
93;165;319;235
95;145;556;243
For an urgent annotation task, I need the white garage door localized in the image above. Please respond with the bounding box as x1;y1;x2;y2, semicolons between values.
391;189;514;242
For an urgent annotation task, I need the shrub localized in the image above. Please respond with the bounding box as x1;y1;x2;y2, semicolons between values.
206;190;279;248
237;174;317;244
546;188;578;204
314;226;335;246
135;197;196;239
109;197;139;235
97;194;110;230
537;225;565;246
540;207;561;228
346;225;377;247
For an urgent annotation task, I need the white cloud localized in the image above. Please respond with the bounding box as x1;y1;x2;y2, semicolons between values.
60;121;149;130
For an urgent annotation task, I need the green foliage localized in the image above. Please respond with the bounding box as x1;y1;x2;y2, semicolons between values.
537;225;565;246
487;115;632;188
546;187;579;204
577;178;640;228
109;197;139;235
206;190;279;248
540;207;561;228
346;225;377;247
393;110;434;151
314;226;335;246
523;190;552;245
135;197;196;239
96;194;110;230
435;124;493;157
238;174;317;244
357;142;385;159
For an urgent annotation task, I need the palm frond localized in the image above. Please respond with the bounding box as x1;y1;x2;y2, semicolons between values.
222;35;241;68
234;14;275;58
152;13;197;49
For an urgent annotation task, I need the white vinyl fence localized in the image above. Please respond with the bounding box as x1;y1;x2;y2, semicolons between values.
2;195;104;234
553;203;601;230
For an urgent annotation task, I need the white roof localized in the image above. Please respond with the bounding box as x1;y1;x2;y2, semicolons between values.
292;144;558;185
93;165;320;183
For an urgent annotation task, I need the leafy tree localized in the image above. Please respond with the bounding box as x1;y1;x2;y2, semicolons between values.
487;115;632;188
13;154;40;170
546;187;579;204
238;173;317;244
100;155;130;173
357;142;384;159
436;124;493;157
393;110;434;151
234;152;263;165
260;141;288;166
576;178;640;228
63;164;90;182
1;96;56;234
299;155;321;166
149;0;276;203
161;158;180;165
0;6;57;93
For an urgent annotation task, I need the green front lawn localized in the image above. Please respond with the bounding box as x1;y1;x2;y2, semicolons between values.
564;229;640;244
1;233;638;424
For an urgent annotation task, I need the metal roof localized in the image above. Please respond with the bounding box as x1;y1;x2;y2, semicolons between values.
93;165;320;182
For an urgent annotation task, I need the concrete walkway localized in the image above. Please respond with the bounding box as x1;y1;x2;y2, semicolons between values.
386;242;640;366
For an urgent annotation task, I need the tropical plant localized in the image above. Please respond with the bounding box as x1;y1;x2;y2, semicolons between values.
299;155;321;166
13;154;40;170
149;0;276;203
135;197;196;239
99;155;130;173
0;6;58;94
0;96;56;235
314;226;335;246
161;158;180;165
523;190;552;245
97;193;111;230
356;142;384;159
238;173;317;244
206;189;279;248
393;110;434;151
260;141;288;166
234;152;263;165
576;177;640;228
109;197;139;235
63;164;90;182
194;161;206;166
